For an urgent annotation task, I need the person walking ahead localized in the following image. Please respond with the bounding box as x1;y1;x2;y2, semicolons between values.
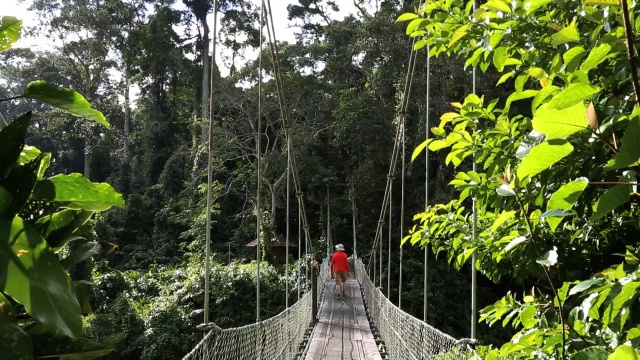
330;244;350;298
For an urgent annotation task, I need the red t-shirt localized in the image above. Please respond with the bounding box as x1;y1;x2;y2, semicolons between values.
330;251;350;273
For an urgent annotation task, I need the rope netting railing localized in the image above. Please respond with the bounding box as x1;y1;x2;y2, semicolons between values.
183;292;311;360
355;258;470;360
183;258;330;360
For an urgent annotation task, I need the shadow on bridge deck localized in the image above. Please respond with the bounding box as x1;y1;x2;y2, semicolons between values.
304;277;382;360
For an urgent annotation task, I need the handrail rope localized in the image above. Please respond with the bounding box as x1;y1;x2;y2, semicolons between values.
355;259;474;360
203;0;219;331
263;0;315;259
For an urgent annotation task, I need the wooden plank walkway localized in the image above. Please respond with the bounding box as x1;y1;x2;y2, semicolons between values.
305;277;382;360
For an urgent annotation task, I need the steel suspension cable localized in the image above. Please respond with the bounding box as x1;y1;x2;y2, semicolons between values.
286;134;291;309
256;0;264;324
367;40;418;267
471;0;478;340
203;0;219;330
263;0;315;259
399;117;405;309
424;35;430;322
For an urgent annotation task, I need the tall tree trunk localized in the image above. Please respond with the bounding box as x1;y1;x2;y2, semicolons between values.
200;18;210;143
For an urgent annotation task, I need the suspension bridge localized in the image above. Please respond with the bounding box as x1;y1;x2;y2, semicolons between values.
186;0;482;358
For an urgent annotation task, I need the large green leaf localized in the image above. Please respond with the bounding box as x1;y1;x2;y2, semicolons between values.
532;102;588;139
517;140;574;181
572;346;608;360
551;22;580;47
0;293;33;360
605;115;640;170
0;16;22;52
35;210;93;250
0;217;82;338
590;185;631;221
23;81;108;127
546;178;589;231
580;43;612;72
31;174;124;211
608;345;640;360
0;113;30;181
1;154;43;219
19;146;51;180
546;84;599;110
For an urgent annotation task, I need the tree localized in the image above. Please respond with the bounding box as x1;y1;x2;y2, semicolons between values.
402;0;640;357
0;16;124;359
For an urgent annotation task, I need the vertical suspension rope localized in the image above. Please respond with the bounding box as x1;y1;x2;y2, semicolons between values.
326;186;331;257
286;134;291;309
256;0;264;325
471;0;478;341
352;185;357;259
424;30;430;323
399;118;405;309
297;194;301;300
387;176;392;296
203;0;219;329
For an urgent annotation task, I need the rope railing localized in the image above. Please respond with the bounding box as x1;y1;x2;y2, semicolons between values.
184;258;330;360
355;258;470;360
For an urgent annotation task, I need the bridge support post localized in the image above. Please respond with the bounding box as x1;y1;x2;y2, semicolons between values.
311;260;318;322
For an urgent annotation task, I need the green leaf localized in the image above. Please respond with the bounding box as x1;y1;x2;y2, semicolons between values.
605;115;640;170
546;178;589;231
23;81;108;127
491;210;516;232
569;279;606;296
505;90;538;111
526;0;552;14
484;0;511;13
412;140;428;162
563;46;586;73
32;173;124;211
531;85;559;112
397;13;419;22
0;216;82;338
591;184;631;221
0;292;33;360
551;21;580;47
35;210;93;250
1;154;43;219
536;247;558;266
496;72;515;86
0;112;30;181
19;146;50;180
0;16;22;52
517;140;574;181
585;0;620;7
428;139;450;151
609;345;640;360
449;24;470;47
581;43;612;72
520;305;537;328
546;84;599;110
532;102;588;139
528;67;547;79
572;346;608;360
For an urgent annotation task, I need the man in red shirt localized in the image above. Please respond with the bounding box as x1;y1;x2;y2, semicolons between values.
330;243;350;298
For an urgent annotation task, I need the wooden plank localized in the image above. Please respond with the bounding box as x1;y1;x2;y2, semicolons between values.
305;277;382;360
